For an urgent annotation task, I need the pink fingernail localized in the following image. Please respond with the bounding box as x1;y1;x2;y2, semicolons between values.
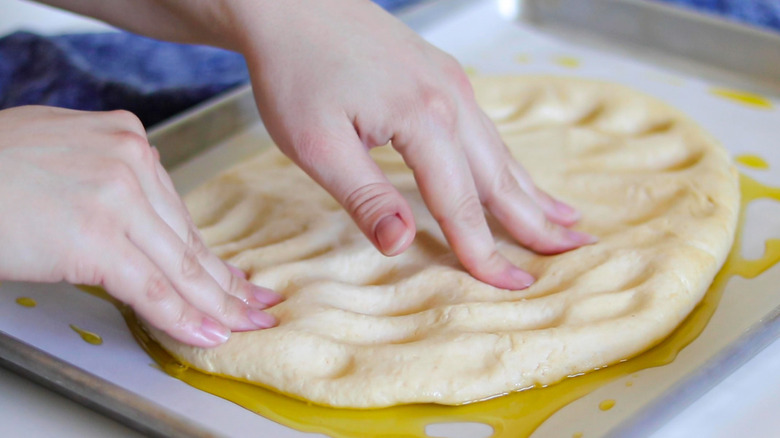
508;266;535;289
247;309;278;328
555;200;580;219
375;214;412;256
565;229;599;245
252;285;284;306
227;263;247;279
200;317;230;344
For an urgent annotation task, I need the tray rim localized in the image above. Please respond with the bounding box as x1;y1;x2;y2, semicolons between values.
516;0;780;95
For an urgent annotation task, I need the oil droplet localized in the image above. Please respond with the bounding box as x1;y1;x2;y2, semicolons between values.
553;56;580;69
117;173;780;438
625;381;633;387
515;54;531;64
15;297;37;308
735;154;769;170
463;65;479;76
599;399;616;411
572;433;583;438
69;324;103;345
710;88;774;110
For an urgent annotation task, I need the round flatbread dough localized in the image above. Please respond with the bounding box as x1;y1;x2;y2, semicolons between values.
147;76;739;408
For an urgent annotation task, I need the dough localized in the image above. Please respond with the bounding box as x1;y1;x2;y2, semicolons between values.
148;76;739;408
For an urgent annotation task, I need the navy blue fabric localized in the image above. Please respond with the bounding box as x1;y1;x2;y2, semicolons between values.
0;32;249;127
653;0;780;33
0;0;775;127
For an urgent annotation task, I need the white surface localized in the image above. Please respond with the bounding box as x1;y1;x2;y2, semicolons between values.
0;1;779;437
0;366;141;438
0;0;114;36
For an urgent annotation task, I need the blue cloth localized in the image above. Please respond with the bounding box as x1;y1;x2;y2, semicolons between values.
0;32;249;127
653;0;780;33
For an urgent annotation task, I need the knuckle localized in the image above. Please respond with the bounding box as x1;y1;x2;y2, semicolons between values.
217;293;236;319
439;194;485;230
440;55;474;98
486;164;520;206
343;182;398;226
113;130;153;164
170;306;191;332
144;272;170;304
107;110;145;133
187;227;209;258
100;161;142;201
290;130;332;171
418;87;458;130
180;247;202;280
224;269;244;296
63;259;103;286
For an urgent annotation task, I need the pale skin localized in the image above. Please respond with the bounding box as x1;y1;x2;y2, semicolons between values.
0;0;595;347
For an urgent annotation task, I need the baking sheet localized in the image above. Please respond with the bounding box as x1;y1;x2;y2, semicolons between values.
1;1;779;437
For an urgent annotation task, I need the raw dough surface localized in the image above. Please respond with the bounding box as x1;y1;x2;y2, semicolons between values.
148;76;739;408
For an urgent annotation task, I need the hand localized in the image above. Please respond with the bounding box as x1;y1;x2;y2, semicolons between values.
0;106;282;347
231;0;596;289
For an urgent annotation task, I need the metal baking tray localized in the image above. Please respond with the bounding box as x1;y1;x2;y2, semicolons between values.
1;1;778;437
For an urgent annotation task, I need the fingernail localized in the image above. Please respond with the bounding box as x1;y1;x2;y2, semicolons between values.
200;317;230;344
252;285;284;306
508;266;535;289
227;263;247;280
555;200;580;219
375;214;411;256
247;309;278;328
565;229;599;245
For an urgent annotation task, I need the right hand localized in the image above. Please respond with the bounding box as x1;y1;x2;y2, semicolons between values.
0;106;282;347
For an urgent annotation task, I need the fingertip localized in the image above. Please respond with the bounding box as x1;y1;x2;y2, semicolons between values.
565;229;598;246
374;213;415;256
474;265;535;290
466;254;535;290
247;308;278;329
553;199;580;222
502;266;535;290
197;316;231;346
250;284;285;307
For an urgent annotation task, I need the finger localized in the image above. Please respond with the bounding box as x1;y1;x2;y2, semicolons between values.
482;161;596;254
154;160;284;307
125;195;278;330
477;111;580;227
508;161;580;227
112;136;284;308
287;126;416;256
100;240;231;348
467;114;596;254
396;131;534;290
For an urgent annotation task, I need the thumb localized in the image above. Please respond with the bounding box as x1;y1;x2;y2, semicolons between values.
286;130;416;256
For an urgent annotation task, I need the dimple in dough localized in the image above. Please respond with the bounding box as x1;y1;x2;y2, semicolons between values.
148;76;739;408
